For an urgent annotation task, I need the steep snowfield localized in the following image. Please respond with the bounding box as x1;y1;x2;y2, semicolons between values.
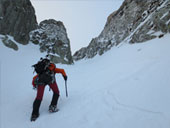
0;34;170;128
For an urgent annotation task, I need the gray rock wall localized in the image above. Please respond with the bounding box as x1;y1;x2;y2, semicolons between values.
0;1;73;64
130;0;170;43
73;0;170;61
30;19;73;64
0;0;38;45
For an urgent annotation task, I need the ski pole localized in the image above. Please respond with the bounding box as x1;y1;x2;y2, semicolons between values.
65;80;68;97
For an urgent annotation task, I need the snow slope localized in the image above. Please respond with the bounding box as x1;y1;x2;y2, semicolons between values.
0;34;170;128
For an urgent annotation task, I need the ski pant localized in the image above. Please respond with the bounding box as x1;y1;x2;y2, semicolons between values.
32;82;60;116
36;82;60;100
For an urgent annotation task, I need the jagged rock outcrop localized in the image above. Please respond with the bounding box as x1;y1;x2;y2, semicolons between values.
0;0;37;45
30;19;73;64
73;0;170;61
0;0;73;64
0;35;18;51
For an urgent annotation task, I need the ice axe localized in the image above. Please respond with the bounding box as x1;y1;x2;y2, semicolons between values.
65;80;68;97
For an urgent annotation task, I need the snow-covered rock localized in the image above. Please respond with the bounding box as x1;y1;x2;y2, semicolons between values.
0;35;18;51
0;0;38;45
73;0;170;61
30;19;73;64
0;1;73;64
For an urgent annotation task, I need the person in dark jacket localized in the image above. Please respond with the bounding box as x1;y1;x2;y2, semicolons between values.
31;63;67;121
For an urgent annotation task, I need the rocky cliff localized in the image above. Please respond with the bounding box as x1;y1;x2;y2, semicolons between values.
30;19;73;64
73;0;170;61
0;0;73;64
0;0;38;45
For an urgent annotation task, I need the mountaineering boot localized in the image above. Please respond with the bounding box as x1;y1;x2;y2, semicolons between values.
31;114;39;122
31;99;41;121
49;105;59;113
49;93;59;112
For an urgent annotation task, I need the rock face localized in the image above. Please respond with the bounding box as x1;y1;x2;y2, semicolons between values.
73;0;170;61
0;0;73;64
0;0;37;45
30;19;73;64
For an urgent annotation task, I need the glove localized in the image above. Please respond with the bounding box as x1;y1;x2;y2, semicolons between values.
63;75;67;81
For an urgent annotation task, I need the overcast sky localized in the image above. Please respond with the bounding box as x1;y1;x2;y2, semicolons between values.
30;0;123;53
